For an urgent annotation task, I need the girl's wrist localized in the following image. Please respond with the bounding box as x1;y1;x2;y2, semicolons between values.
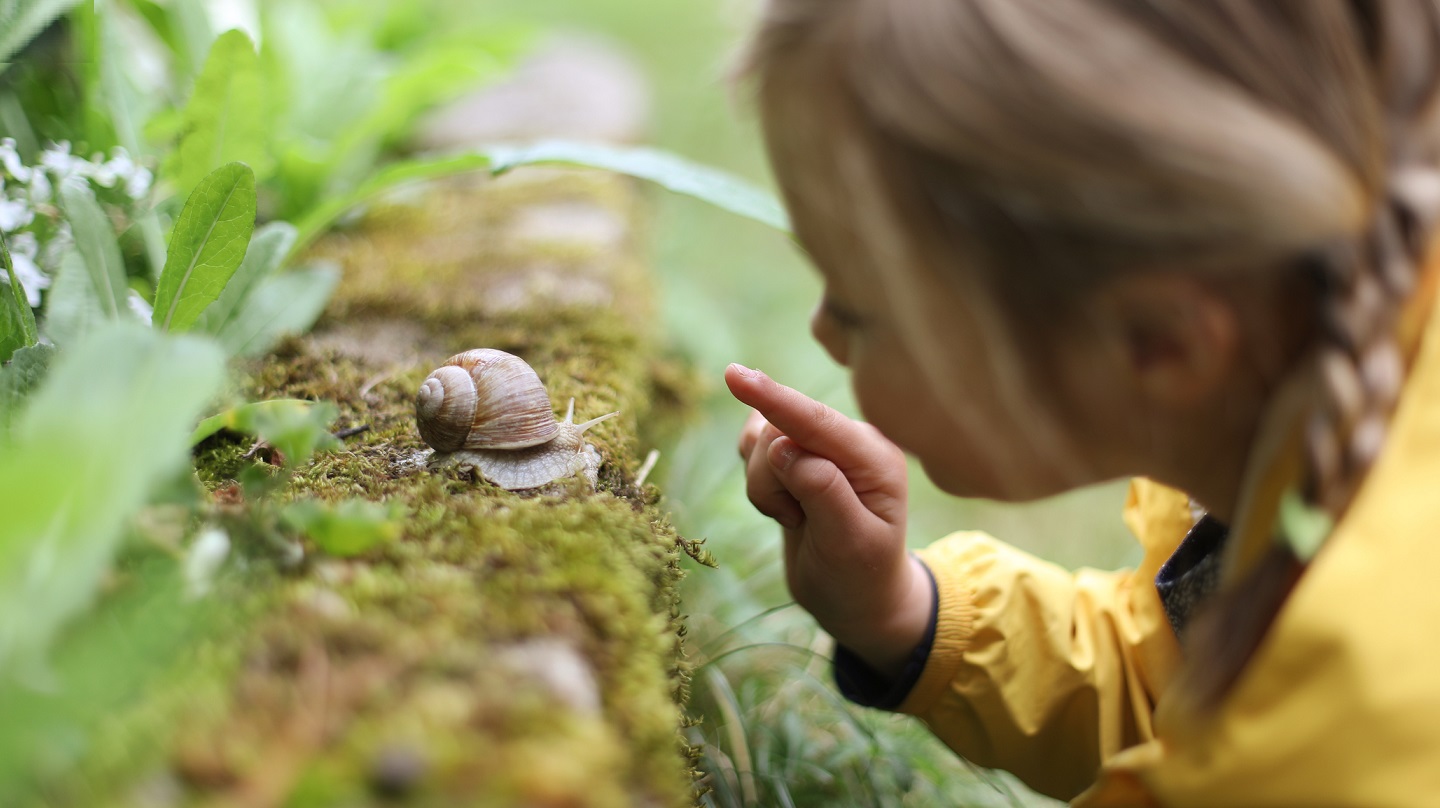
823;555;936;681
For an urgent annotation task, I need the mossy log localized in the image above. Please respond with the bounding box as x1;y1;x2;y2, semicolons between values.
74;170;703;808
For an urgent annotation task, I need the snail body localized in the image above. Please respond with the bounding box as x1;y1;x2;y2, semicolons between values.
415;349;618;490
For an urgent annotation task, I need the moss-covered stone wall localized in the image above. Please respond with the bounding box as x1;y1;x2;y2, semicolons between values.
68;170;702;808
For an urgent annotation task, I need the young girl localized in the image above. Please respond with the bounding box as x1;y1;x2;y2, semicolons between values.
725;1;1440;804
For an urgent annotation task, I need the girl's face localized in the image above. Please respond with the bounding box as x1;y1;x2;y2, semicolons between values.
803;231;1116;502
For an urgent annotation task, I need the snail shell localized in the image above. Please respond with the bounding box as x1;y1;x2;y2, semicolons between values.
416;349;560;452
415;349;619;490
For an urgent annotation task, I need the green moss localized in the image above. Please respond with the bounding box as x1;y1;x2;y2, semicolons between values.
49;169;702;807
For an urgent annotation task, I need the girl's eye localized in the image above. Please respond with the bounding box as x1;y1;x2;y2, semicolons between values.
821;296;865;330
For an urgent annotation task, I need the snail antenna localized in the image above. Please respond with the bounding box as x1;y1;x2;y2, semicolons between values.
575;410;621;433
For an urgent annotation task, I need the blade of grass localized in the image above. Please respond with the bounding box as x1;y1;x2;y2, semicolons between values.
706;667;758;807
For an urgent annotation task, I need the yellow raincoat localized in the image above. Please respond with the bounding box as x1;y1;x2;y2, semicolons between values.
898;275;1440;805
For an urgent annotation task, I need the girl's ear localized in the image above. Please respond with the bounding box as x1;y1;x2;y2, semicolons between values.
1098;273;1241;411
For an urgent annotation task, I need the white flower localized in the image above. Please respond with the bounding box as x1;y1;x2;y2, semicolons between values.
5;250;49;307
39;141;83;181
27;170;51;204
91;154;118;189
126;289;154;323
124;165;152;200
0;197;33;233
0;138;31;183
103;149;153;200
11;231;39;259
184;527;231;599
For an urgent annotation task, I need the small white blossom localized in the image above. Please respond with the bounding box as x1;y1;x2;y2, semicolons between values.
183;527;231;599
11;232;39;259
27;170;51;204
0;198;33;233
0;138;31;183
104;149;152;200
126;289;154;323
39;141;80;180
124;166;152;200
91;156;118;189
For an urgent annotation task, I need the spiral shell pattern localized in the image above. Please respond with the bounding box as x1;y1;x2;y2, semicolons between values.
414;349;559;452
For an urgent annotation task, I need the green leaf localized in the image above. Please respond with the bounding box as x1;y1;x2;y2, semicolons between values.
248;398;340;467
190;397;319;445
0;342;53;436
1279;489;1335;562
0;0;84;71
41;248;106;348
486;141;791;232
288;142;790;259
213;263;339;357
153;162;257;332
281;498;404;557
196;221;295;335
0;321;225;678
0;231;37;363
167;29;273;198
57;180;129;319
0;557;211;802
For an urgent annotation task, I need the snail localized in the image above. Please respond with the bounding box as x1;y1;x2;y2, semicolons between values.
415;349;619;490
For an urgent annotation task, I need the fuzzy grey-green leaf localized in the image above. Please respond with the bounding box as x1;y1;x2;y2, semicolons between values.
43;249;107;348
154;162;257;332
214;263;338;356
59;180;129;320
0;343;53;436
0;321;224;678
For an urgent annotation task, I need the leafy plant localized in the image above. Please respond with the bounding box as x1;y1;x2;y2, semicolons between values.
0;0;82;70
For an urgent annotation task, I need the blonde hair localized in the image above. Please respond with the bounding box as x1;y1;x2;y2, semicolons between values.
744;0;1440;700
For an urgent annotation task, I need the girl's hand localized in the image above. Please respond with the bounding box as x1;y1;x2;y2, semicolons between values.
725;364;934;680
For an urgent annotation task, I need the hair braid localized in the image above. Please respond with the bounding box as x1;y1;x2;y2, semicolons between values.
1306;212;1414;514
1186;0;1440;708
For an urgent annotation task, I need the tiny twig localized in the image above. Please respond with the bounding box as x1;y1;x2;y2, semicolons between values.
634;448;661;488
332;424;371;440
359;365;408;399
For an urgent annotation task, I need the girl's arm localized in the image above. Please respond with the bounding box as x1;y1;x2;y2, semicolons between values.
728;364;1187;801
898;483;1186;800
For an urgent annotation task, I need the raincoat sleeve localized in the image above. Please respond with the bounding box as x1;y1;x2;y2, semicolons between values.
895;479;1191;801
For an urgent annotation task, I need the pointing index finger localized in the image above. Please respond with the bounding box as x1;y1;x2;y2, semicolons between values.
725;364;881;472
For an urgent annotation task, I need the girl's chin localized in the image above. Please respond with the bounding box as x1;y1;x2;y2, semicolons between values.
917;456;1069;503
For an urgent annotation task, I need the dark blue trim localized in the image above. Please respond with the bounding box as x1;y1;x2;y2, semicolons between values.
833;557;940;710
